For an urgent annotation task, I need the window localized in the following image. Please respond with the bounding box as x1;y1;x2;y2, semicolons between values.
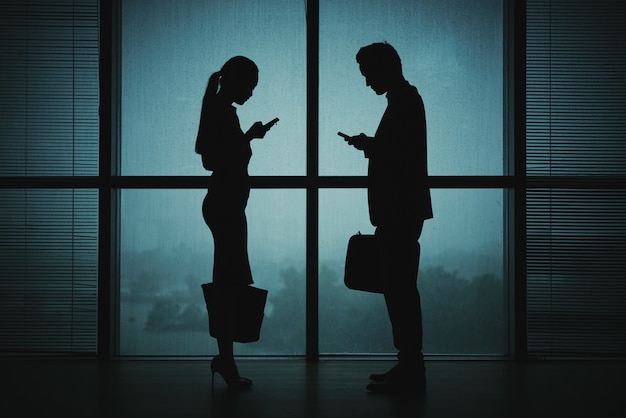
120;0;306;176
118;0;509;357
319;0;504;177
317;0;506;355
4;0;624;360
0;0;512;358
119;189;306;356
118;0;308;355
319;189;506;355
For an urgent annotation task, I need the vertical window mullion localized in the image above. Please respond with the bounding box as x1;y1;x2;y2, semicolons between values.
98;0;114;360
306;0;320;361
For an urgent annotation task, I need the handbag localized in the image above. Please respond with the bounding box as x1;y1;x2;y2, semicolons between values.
201;283;268;343
344;232;384;293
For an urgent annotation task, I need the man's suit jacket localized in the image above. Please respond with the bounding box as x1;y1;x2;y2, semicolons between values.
365;80;433;227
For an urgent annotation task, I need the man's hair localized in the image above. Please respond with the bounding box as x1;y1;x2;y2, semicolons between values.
356;42;402;77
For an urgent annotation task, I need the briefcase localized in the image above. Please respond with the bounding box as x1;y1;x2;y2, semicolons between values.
201;283;268;343
344;232;384;293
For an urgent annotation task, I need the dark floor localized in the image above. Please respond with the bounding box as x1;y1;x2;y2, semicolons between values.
2;358;625;418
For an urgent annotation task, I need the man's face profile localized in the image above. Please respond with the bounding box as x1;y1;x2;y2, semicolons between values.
360;64;387;95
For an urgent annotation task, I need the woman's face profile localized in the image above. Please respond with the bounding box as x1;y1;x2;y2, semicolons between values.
232;78;257;105
221;71;259;105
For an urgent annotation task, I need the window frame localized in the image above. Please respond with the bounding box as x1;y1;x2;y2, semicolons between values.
99;0;519;360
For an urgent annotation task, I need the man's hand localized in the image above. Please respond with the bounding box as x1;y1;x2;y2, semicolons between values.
338;132;371;151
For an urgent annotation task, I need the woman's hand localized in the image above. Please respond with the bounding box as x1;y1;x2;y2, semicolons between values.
246;118;278;141
246;122;267;140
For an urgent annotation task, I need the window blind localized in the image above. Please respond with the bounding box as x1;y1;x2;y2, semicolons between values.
526;0;626;356
0;189;98;353
0;1;99;353
0;0;99;176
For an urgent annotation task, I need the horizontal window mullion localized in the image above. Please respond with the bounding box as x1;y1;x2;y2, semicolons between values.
103;175;515;189
0;175;514;191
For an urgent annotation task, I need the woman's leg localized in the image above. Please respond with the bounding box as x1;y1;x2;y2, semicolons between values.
203;197;252;388
213;283;237;358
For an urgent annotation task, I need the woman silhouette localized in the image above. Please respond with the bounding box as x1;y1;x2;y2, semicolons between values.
195;56;277;390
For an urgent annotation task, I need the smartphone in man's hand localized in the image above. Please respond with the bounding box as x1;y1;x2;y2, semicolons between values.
264;118;279;129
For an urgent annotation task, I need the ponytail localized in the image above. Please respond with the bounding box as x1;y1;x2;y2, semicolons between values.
195;70;221;156
206;70;221;97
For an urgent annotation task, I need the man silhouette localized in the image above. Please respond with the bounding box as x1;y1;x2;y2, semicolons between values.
341;42;433;393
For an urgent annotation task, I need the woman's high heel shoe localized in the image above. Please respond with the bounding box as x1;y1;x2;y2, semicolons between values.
211;355;253;390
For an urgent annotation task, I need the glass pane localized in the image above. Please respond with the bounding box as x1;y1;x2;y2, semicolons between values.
121;0;306;176
319;0;503;176
319;188;506;355
119;189;305;356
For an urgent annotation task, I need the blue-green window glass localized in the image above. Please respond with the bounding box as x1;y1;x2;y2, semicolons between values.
319;0;503;176
119;189;305;356
121;0;306;176
119;0;507;357
319;189;506;355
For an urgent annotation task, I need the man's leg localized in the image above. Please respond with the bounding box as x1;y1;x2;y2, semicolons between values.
368;223;425;391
